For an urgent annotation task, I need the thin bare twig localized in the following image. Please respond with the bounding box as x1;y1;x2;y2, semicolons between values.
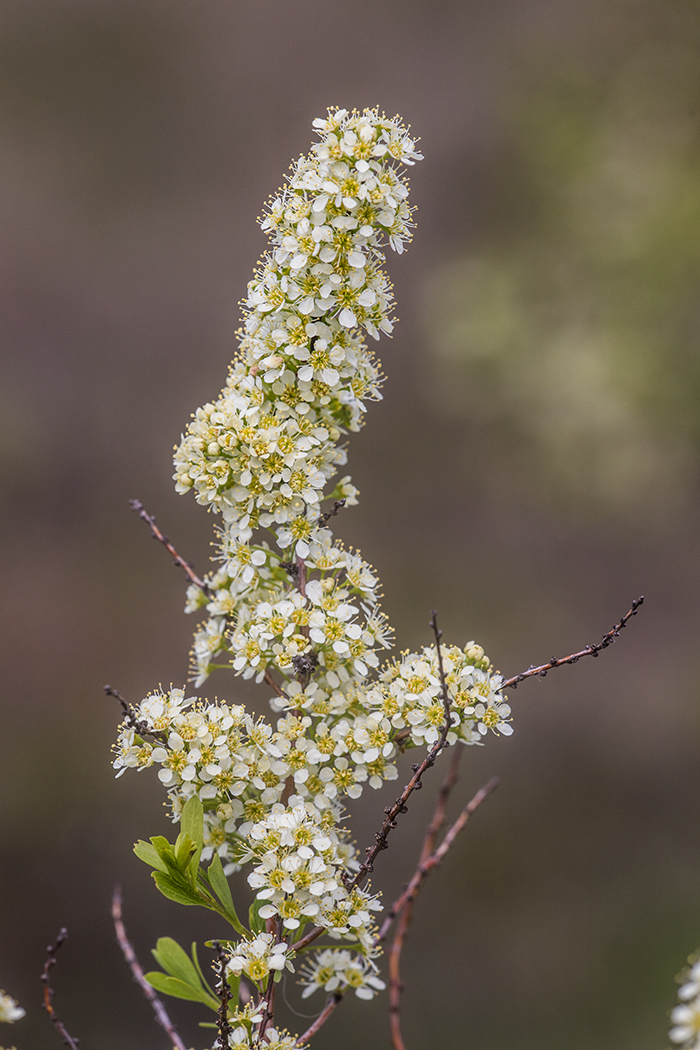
112;886;188;1050
103;685;167;743
317;498;346;529
295;993;343;1046
264;670;289;701
501;596;644;690
377;745;463;944
388;910;409;1050
419;744;464;862
213;941;233;1050
384;777;500;946
41;929;80;1050
130;498;211;596
387;777;499;1050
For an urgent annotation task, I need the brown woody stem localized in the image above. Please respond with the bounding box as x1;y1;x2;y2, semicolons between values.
501;596;644;690
130;498;211;595
41;928;81;1050
112;886;188;1050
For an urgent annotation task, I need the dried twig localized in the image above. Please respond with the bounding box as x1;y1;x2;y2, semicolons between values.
213;941;233;1050
387;777;499;1050
103;685;167;743
130;498;211;596
377;745;463;944
295;993;343;1046
317;498;346;528
112;886;188;1050
41;928;80;1050
501;596;644;690
264;670;289;701
386;777;500;943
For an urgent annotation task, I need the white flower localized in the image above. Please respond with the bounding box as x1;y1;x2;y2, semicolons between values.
226;933;294;983
670;955;700;1048
299;948;385;1000
0;991;24;1024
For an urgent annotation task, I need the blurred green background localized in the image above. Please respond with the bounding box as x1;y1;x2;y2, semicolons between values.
2;1;700;1047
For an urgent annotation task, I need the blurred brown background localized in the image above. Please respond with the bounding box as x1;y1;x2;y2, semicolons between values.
2;1;700;1047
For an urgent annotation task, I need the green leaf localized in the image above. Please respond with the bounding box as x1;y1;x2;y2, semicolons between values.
249;898;266;935
143;972;218;1010
133;840;169;873
152;871;204;907
191;942;218;1000
151;937;201;989
227;970;241;1004
150;836;178;870
207;856;246;934
180;796;204;853
174;832;198;875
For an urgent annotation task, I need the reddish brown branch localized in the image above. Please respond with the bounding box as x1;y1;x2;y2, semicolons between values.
295;992;343;1046
264;670;289;700
501;596;644;690
130;498;211;596
111;886;188;1050
418;743;463;863
387;777;499;1050
377;745;463;944
384;777;499;945
41;929;80;1050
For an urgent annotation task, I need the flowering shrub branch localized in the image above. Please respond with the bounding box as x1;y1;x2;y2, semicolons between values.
1;106;654;1050
104;108;646;1050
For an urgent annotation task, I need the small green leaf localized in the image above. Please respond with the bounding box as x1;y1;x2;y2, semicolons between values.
133;840;168;873
249;898;266;935
207;856;246;934
144;972;218;1010
180;796;204;853
152;937;201;989
150;836;178;870
191;942;217;999
227;970;241;1004
175;832;197;874
152;871;204;907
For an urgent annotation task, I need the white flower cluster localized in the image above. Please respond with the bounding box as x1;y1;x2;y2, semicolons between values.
299;948;386;1000
172;107;419;693
115;110;520;1041
173;108;420;533
245;802;381;946
377;642;513;746
671;956;700;1048
208;1000;301;1050
225;933;294;983
0;992;24;1024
